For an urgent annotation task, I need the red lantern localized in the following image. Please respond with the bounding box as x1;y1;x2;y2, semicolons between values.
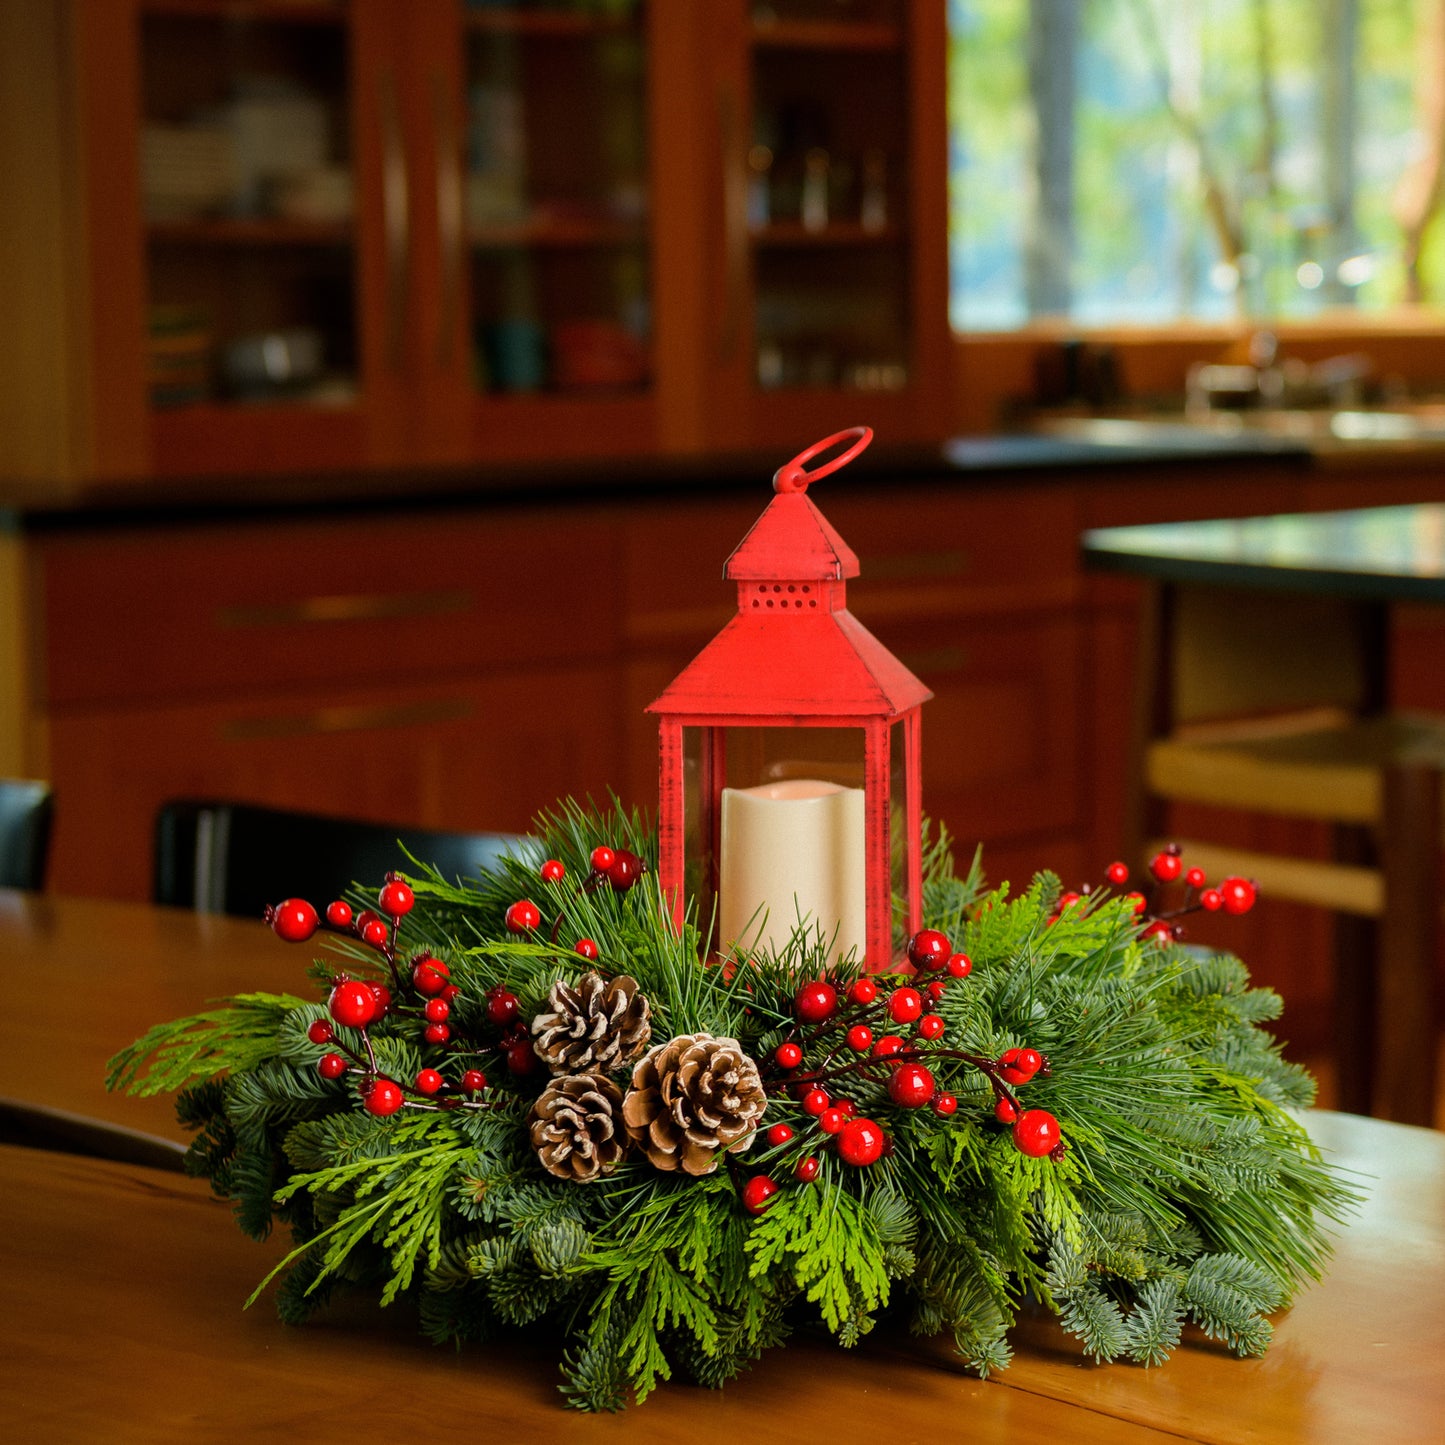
648;428;932;969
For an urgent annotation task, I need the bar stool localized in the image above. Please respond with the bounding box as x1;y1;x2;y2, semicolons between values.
1127;582;1445;1124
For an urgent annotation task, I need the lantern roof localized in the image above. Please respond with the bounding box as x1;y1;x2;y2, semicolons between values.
647;427;932;720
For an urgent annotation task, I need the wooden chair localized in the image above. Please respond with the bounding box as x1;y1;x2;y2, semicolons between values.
0;779;53;890
1128;582;1445;1124
154;799;531;921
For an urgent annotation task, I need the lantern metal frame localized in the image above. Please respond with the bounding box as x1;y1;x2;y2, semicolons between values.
647;428;932;969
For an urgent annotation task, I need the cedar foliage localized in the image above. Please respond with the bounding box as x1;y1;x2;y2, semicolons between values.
107;800;1357;1411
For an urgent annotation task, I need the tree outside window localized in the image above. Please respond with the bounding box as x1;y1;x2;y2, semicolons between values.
949;0;1445;329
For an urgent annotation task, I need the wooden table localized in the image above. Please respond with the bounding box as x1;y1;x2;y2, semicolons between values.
2;892;1445;1439
1082;503;1445;1122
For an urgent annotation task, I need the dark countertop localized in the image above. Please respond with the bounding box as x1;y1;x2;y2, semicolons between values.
1;429;1314;535
1082;502;1445;602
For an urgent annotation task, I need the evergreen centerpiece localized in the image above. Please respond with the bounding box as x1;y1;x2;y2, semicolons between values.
107;802;1356;1412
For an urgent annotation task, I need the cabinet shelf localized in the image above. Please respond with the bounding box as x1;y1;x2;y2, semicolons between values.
139;0;346;25
468;217;645;249
751;222;903;247
147;217;353;248
464;8;641;40
749;19;903;52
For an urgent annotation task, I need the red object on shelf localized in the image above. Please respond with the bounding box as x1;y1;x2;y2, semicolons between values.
646;427;932;969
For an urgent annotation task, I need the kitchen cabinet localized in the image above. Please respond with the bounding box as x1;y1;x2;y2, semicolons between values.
12;0;950;483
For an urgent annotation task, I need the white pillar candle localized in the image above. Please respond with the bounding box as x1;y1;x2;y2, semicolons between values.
719;778;866;963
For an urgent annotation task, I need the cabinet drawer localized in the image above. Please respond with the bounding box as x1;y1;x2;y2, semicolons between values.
45;663;624;901
39;508;622;708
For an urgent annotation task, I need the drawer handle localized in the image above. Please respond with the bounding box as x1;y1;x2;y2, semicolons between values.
864;550;970;581
223;698;473;741
898;646;968;676
216;590;473;628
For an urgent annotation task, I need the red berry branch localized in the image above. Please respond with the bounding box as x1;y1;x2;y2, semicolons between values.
740;926;1066;1210
1051;843;1258;944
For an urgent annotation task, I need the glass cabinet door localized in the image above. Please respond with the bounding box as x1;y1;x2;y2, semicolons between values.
459;3;651;405
748;0;911;397
138;3;360;420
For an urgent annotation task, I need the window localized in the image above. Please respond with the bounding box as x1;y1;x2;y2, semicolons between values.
948;0;1445;329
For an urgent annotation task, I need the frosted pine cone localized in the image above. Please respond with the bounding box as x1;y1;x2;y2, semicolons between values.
621;1033;766;1176
531;972;651;1075
529;1073;627;1182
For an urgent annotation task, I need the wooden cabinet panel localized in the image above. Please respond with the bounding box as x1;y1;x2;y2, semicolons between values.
45;663;623;901
39;506;621;708
879;613;1082;845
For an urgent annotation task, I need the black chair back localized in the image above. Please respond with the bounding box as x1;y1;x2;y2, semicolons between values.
0;779;53;890
154;799;529;919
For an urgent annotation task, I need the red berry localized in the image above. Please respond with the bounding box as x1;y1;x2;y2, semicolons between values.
1141;919;1173;944
361;918;389;948
795;981;838;1023
1057;891;1082;913
486;989;520;1026
307;1019;334;1045
328;980;374;1029
801;1088;830;1116
1219;876;1258;915
590;845;616;873
441;983;461;1002
774;1041;803;1070
574;938;599;960
872;1034;905;1059
378;879;414;919
745;1179;780;1213
1185;867;1207;888
888;1063;935;1108
364;1078;405;1116
605;848;643;892
994;1096;1019;1124
918;1014;945;1041
271;898;319;943
931;1091;958;1117
946;952;973;979
461;1069;487;1094
424;997;450;1023
742;1175;778;1214
793;1156;820;1183
1200;888;1223;912
1150;851;1183;883
836;1117;885;1166
818;1107;846;1135
414;1068;444;1096
366;982;391;1023
847;976;878;1006
505;1039;537;1075
412;955;450;996
1013;1108;1062;1158
834;1098;856;1117
888;987;923;1024
998;1046;1040;1085
318;1052;347;1080
424;1022;451;1045
505;899;541;934
907;928;951;971
540;858;566;883
926;980;948;1006
354;910;381;935
846;1024;873;1053
325;900;353;928
766;1123;794;1147
1105;861;1130;885
1124;891;1147;915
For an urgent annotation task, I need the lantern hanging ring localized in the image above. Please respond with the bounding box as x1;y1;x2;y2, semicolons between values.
771;425;873;493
